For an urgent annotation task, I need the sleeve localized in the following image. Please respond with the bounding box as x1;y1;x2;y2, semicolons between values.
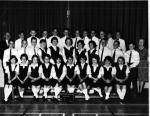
37;49;42;57
5;66;9;74
124;52;129;65
121;40;126;53
99;67;104;76
87;65;92;78
28;65;31;73
112;67;116;75
3;50;8;70
15;65;19;74
62;48;67;63
97;68;102;79
47;48;51;55
75;65;80;75
60;65;67;80
51;66;57;79
126;66;130;76
130;52;140;68
38;65;44;79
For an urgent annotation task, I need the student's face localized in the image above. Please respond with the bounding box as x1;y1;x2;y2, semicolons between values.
52;29;58;36
100;31;104;38
89;43;94;49
139;39;144;46
129;44;134;50
56;58;61;64
30;31;36;36
107;33;112;38
5;33;11;40
33;57;38;63
78;42;83;49
40;42;46;48
31;39;37;47
101;40;106;47
9;41;15;48
75;30;80;37
116;32;120;39
66;39;72;46
64;30;69;36
91;31;95;37
83;31;88;37
42;31;47;37
21;57;27;63
44;57;50;63
80;58;86;64
118;58;124;65
92;58;98;65
22;41;28;48
105;60;111;67
52;40;58;46
113;42;119;49
19;33;24;39
68;57;73;64
11;58;16;64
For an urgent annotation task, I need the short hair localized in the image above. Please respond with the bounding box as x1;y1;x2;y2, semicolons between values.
104;56;113;65
77;40;85;47
9;55;18;63
65;37;73;45
92;54;99;63
56;54;64;64
89;40;97;48
80;55;87;61
20;53;28;60
114;40;120;46
8;39;14;43
128;42;135;46
40;39;46;44
51;37;58;43
31;55;39;63
44;54;51;59
67;55;73;60
31;37;37;42
117;56;125;65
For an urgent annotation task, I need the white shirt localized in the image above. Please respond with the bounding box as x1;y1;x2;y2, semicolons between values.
47;35;60;48
91;64;101;79
59;36;67;50
5;64;17;74
39;63;56;79
26;45;39;60
111;48;124;63
3;48;18;69
117;65;130;76
99;47;111;62
83;36;90;51
106;37;114;50
99;66;116;76
15;38;23;50
75;63;92;78
27;36;40;47
124;50;140;68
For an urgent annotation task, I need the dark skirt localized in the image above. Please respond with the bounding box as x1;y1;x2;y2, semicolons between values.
30;78;43;86
16;78;31;88
100;78;114;87
62;76;80;87
114;78;128;85
42;78;57;87
88;78;103;88
4;74;18;87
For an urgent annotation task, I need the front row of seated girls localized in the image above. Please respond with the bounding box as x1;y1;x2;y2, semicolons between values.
3;53;130;103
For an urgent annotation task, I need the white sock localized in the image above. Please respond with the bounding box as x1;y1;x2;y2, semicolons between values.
82;89;90;100
54;86;62;98
105;92;110;100
94;88;103;97
19;91;24;98
4;85;12;101
121;88;126;100
117;89;122;99
43;87;50;98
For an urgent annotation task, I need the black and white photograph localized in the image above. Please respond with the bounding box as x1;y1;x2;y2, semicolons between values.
0;0;148;116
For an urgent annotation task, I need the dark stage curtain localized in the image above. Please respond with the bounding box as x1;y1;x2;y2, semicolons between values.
0;1;148;48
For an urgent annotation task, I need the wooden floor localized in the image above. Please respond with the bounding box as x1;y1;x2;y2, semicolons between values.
0;91;148;116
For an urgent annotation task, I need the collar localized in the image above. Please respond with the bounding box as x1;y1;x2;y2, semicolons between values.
20;62;28;66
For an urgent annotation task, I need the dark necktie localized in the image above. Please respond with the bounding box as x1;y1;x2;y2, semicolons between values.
10;49;12;58
112;49;116;62
128;51;132;64
24;47;26;54
100;47;104;62
34;47;36;55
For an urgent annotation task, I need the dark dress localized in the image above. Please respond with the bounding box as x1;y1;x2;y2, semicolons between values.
39;48;48;62
49;46;60;63
88;49;97;66
115;65;128;85
64;46;74;60
17;64;30;88
89;65;102;88
137;48;148;82
64;65;79;87
30;64;42;86
5;64;18;86
101;66;113;87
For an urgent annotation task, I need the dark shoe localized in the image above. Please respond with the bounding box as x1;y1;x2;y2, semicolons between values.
2;99;9;104
42;96;48;102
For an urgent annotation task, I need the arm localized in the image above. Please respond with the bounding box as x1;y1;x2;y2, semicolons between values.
59;65;67;81
38;49;44;64
130;51;140;68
